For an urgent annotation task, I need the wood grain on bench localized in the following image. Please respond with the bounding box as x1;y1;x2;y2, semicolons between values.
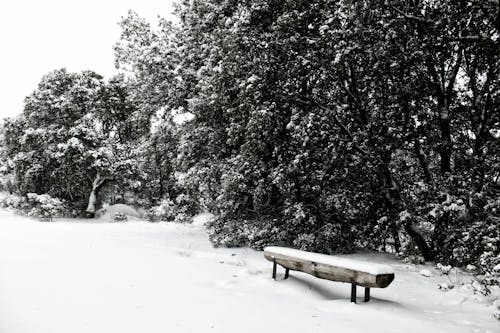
263;246;395;303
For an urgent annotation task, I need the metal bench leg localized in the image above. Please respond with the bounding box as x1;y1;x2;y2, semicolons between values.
364;287;370;302
272;260;277;280
284;268;289;279
351;283;357;303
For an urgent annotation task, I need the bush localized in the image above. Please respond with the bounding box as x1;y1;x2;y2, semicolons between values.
145;199;177;222
25;193;67;221
144;194;197;223
113;212;128;221
0;192;24;210
207;214;357;255
207;216;283;249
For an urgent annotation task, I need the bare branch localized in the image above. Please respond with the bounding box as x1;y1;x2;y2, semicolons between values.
446;48;463;99
443;35;496;44
391;6;436;24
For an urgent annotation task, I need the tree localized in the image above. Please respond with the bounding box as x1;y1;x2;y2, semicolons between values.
114;10;188;206
4;69;141;215
113;1;499;272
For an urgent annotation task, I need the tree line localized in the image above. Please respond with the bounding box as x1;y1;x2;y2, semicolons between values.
1;0;499;277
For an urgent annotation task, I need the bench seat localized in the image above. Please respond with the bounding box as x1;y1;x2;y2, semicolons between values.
263;246;395;303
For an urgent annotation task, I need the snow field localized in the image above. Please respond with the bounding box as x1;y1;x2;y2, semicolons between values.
0;210;498;333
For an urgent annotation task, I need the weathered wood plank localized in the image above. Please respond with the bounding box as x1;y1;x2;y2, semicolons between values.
264;250;394;288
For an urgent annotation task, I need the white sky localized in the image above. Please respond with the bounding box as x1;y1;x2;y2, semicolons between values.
0;0;176;119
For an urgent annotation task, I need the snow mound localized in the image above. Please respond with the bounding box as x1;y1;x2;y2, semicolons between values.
97;204;142;220
191;212;214;226
420;269;432;277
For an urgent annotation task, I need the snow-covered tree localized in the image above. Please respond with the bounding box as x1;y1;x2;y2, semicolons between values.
24;0;493;274
160;0;499;271
4;69;141;216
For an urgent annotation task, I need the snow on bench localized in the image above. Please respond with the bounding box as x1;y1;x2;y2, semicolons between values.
263;246;395;303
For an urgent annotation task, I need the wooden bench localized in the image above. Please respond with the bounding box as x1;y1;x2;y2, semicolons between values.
263;246;395;303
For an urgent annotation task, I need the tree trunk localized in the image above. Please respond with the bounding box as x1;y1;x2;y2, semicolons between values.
405;223;434;261
413;136;433;183
432;211;451;255
86;190;97;217
379;158;434;261
425;51;461;175
85;173;109;217
438;102;452;174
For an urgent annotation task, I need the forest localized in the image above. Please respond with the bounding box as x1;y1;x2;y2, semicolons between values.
0;0;499;282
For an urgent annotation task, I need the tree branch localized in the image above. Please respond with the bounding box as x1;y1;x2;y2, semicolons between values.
443;35;491;43
425;56;445;98
391;6;436;24
445;48;463;99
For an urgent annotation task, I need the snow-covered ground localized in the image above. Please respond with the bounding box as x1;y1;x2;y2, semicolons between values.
0;209;498;333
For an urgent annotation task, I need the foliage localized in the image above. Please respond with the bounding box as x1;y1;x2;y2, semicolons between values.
113;212;128;222
145;199;177;222
25;193;67;220
1;1;499;280
144;193;197;223
151;0;499;275
0;193;24;210
2;69;143;214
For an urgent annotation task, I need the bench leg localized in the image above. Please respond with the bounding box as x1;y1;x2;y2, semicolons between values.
364;287;370;302
351;283;357;303
272;260;277;280
284;268;289;279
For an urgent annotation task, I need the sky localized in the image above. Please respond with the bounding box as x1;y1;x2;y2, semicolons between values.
0;0;176;119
